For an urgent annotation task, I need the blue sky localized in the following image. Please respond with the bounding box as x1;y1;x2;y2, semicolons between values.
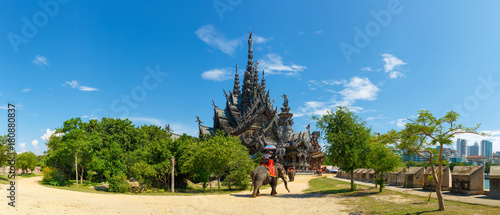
2;0;500;155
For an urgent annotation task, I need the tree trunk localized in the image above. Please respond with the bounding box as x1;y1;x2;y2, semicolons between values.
210;177;212;192
350;172;355;191
436;185;445;211
217;176;221;192
171;158;175;193
75;152;78;188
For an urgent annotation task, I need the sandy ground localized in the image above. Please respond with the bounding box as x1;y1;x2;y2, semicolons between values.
0;175;349;215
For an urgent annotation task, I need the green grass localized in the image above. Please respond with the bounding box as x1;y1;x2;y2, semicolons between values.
19;173;43;178
0;175;10;184
306;177;500;215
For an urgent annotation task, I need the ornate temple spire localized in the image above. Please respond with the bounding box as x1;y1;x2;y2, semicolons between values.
233;64;241;96
253;61;259;92
261;70;266;91
241;32;255;109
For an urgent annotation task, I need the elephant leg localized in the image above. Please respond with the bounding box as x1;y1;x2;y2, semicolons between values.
252;182;261;198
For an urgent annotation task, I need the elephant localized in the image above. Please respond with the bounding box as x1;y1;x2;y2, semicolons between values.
250;163;290;198
287;169;296;182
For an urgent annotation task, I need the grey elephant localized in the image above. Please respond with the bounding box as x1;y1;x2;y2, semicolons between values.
250;163;290;198
287;169;296;182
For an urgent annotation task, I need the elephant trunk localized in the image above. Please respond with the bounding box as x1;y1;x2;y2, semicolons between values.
281;175;290;193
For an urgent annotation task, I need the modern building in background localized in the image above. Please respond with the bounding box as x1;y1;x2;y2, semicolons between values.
466;155;487;165
457;138;467;161
467;142;479;156
481;140;493;160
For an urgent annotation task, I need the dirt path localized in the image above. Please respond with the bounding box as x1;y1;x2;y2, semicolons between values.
0;175;349;215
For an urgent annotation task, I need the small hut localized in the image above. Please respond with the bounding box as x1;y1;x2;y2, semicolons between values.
389;167;405;186
360;169;369;181
405;167;425;188
451;166;486;195
488;166;500;199
423;166;451;191
367;169;375;182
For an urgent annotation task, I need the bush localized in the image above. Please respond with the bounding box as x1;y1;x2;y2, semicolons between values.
223;169;250;190
42;167;68;186
108;174;130;193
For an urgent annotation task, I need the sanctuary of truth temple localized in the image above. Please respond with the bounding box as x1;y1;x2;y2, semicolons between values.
197;33;324;171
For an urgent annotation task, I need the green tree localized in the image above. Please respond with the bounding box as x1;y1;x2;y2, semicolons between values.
391;110;483;211
16;151;37;173
0;135;11;168
314;106;371;191
367;137;402;192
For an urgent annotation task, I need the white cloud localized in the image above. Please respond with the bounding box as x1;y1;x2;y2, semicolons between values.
298;32;304;35
259;53;306;77
201;68;233;81
63;80;98;91
340;76;380;101
366;115;384;121
315;29;324;34
32;55;49;67
253;35;273;44
19;142;26;149
195;25;241;55
390;118;407;128
307;80;343;90
40;129;63;142
297;76;379;117
32;140;39;148
21;88;31;92
382;53;407;79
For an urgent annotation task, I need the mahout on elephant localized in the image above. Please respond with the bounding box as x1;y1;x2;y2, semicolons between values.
250;162;290;198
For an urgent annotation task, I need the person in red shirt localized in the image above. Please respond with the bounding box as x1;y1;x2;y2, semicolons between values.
260;151;276;177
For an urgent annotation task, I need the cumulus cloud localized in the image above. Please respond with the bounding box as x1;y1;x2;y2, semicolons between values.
32;55;49;67
40;129;63;142
20;142;26;149
21;88;31;92
32;140;39;148
340;76;380;101
382;53;407;79
63;80;98;91
296;76;379;117
201;68;233;81
390;118;407;128
195;25;241;55
259;53;306;77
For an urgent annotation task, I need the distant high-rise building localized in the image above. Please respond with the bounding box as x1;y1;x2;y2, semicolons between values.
467;142;479;156
481;140;493;160
457;138;467;160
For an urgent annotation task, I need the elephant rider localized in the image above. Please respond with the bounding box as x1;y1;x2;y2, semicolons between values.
260;151;276;177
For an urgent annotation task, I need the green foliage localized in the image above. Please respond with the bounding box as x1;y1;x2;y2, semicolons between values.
42;167;68;186
44;118;253;193
108;173;130;193
0;135;11;167
314;106;371;191
183;130;253;191
16;151;37;173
